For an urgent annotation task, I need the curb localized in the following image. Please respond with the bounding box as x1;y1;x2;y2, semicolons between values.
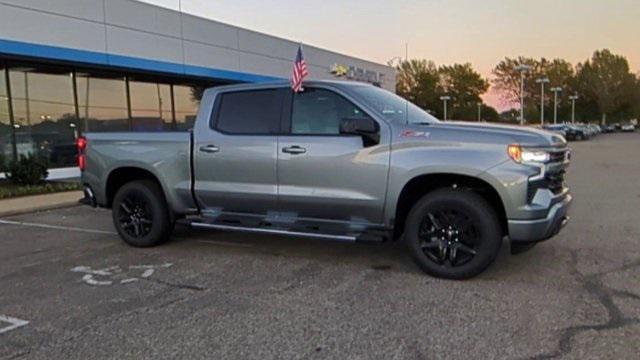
0;191;84;218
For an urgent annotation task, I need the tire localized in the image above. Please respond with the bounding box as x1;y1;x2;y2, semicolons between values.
404;188;502;280
112;180;173;247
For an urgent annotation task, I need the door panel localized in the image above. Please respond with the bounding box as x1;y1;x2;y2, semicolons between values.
277;87;391;224
193;88;283;216
194;133;278;215
278;135;389;223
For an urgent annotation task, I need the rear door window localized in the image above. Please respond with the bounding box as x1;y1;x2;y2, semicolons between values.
214;89;283;134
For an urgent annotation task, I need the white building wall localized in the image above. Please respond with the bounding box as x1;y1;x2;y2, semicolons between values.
0;0;395;90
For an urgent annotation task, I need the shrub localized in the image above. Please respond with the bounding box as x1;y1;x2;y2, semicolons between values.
0;181;82;200
7;154;49;185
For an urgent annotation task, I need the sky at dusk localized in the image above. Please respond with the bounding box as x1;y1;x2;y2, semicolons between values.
142;0;639;110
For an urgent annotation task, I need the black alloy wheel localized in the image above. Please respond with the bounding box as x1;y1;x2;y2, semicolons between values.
112;180;173;247
117;192;154;239
405;188;503;279
418;209;479;267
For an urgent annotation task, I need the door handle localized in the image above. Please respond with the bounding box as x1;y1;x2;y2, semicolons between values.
199;145;220;153
282;145;306;154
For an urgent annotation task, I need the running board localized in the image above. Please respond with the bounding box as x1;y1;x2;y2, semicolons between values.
189;222;358;242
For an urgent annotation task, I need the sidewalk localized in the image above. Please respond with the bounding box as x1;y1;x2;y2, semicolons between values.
0;191;83;217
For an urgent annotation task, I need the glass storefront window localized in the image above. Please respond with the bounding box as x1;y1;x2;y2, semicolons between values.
0;59;215;170
130;81;173;131
77;73;129;132
9;67;78;168
0;66;13;171
174;85;203;131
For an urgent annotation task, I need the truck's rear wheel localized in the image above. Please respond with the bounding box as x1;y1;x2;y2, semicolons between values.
405;188;502;279
112;180;172;247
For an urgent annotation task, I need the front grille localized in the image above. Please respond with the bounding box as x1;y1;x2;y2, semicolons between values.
526;146;570;203
527;166;568;203
548;149;567;163
546;169;566;194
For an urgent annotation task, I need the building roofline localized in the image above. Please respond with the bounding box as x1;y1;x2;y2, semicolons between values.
131;0;392;71
207;79;375;92
0;38;282;83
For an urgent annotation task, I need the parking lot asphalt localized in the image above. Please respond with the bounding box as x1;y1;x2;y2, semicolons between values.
1;133;639;360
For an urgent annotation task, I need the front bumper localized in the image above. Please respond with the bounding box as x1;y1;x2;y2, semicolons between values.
508;194;572;243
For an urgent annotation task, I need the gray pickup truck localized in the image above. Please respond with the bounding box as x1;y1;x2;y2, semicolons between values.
80;80;572;279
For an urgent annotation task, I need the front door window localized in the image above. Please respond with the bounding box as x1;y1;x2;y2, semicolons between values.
291;88;367;135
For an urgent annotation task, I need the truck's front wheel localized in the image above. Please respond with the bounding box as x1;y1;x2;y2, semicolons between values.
112;180;172;247
405;188;502;279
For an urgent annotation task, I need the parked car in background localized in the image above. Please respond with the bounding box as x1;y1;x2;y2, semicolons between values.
586;124;600;136
577;125;594;139
621;123;635;132
602;124;616;133
542;125;567;139
546;124;587;141
576;124;595;138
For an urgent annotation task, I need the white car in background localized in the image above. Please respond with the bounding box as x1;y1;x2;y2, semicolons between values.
621;124;635;132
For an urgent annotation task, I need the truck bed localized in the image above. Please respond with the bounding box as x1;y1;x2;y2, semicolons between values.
83;132;196;214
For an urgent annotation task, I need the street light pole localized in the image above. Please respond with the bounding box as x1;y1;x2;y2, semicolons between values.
536;77;550;126
515;65;531;126
550;87;562;125
569;95;579;124
440;96;451;120
477;102;482;122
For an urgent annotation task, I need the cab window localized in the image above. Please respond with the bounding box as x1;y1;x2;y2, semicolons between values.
214;89;283;134
291;88;369;135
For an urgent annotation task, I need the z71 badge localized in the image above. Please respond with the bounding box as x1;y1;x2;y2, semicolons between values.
400;130;430;138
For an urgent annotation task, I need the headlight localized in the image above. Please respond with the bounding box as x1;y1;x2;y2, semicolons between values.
507;144;550;163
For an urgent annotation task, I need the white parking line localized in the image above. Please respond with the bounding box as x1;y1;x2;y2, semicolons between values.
0;219;253;247
0;219;116;235
0;315;29;334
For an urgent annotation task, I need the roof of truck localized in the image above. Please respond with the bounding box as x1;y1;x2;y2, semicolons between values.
209;79;375;92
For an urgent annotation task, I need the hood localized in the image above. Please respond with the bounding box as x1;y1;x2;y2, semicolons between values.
427;121;567;147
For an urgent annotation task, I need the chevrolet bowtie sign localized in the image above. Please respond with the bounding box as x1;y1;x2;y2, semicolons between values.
330;64;349;77
330;63;385;86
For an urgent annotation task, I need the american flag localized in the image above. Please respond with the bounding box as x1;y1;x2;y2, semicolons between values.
291;45;308;92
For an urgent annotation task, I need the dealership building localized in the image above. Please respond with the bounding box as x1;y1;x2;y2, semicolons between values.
0;0;395;175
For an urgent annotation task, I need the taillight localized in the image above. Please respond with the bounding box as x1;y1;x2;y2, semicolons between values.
76;136;87;171
77;136;87;152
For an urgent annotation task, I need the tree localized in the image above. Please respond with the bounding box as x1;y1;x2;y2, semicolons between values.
396;60;490;120
491;56;538;108
545;59;575;122
492;57;575;123
438;63;490;120
190;86;205;103
395;59;440;114
574;49;637;123
633;74;640;120
480;104;500;122
499;109;520;124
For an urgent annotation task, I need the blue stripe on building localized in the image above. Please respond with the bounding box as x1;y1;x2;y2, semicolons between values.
0;38;282;83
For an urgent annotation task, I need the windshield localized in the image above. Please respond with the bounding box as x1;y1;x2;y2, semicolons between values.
351;85;440;124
